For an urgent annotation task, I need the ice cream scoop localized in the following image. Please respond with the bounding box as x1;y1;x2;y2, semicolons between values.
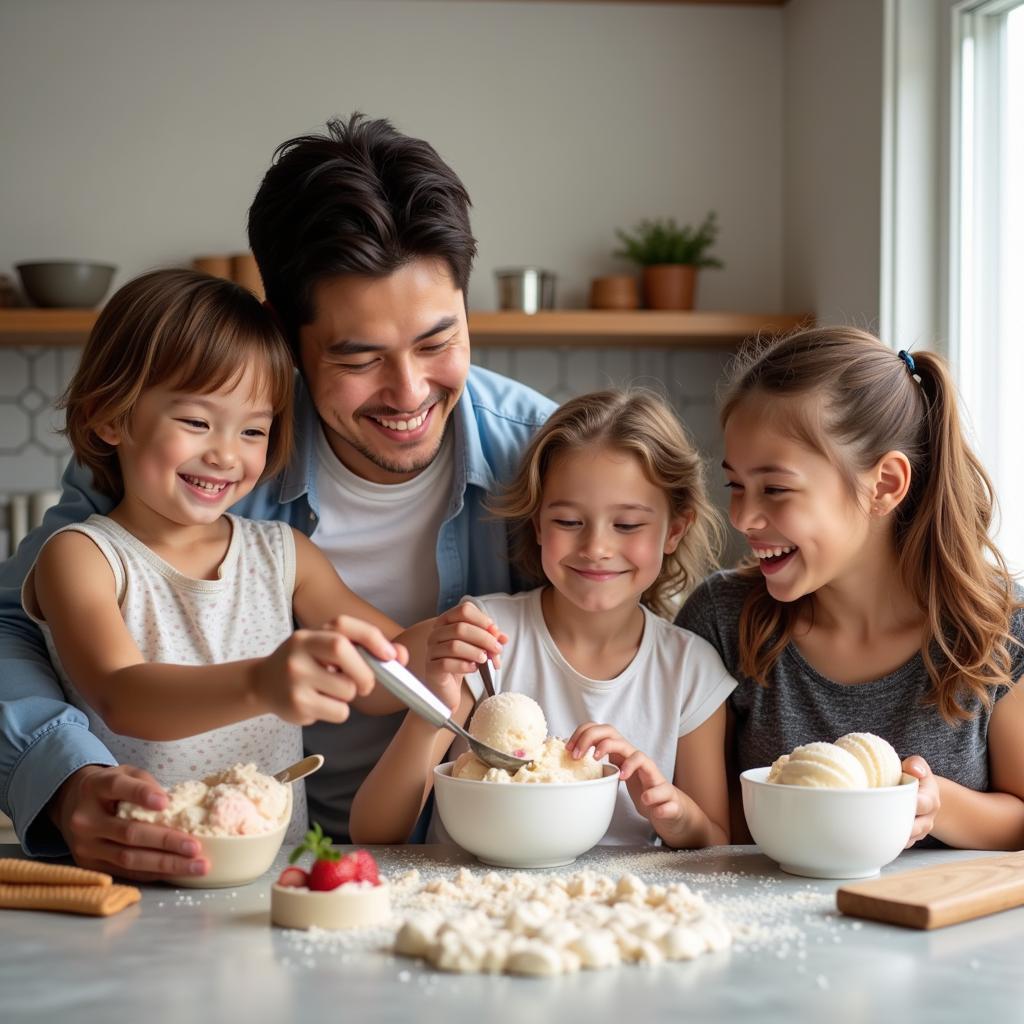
835;733;902;787
273;754;325;786
357;649;532;773
771;742;869;788
469;692;547;761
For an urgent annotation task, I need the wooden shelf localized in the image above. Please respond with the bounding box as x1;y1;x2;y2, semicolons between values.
0;310;98;346
468;311;811;347
0;308;811;349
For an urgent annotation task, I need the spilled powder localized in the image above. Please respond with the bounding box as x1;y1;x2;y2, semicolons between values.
265;846;858;984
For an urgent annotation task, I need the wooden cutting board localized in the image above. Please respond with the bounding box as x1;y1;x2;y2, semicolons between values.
836;852;1024;929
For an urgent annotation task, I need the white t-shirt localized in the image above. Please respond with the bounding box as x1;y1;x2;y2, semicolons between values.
454;588;738;846
311;425;453;625
23;515;308;842
306;426;455;836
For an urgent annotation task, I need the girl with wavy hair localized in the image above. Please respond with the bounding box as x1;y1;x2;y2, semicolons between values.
678;325;1024;849
353;389;738;848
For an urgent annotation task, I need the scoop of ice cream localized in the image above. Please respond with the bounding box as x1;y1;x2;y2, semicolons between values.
766;754;790;783
834;732;902;787
205;788;266;835
117;762;289;836
771;742;869;788
469;692;547;760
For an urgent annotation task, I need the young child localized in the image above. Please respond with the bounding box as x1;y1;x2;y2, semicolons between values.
677;325;1024;849
21;269;407;841
351;389;738;848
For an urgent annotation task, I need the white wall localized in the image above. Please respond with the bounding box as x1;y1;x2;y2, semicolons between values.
1;0;785;313
783;0;886;326
0;0;893;564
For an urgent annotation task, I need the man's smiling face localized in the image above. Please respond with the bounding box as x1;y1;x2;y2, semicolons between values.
297;257;471;484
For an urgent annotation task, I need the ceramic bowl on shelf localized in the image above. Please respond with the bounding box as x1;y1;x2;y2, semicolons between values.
15;261;117;308
432;761;619;869
740;767;918;879
167;786;292;889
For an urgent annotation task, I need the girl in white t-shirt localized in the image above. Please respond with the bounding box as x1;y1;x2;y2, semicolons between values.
351;389;738;847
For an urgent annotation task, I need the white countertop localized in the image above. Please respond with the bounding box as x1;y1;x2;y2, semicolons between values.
2;843;1021;1024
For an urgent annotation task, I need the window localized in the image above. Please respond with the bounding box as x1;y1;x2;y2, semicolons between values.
949;1;1024;574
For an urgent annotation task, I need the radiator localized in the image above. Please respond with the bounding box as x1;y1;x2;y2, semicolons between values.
2;489;62;560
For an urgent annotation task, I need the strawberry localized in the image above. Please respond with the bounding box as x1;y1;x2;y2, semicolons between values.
308;855;358;892
285;823;382;892
276;866;309;888
349;849;380;885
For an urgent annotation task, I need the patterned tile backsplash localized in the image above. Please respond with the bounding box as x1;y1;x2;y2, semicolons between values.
0;344;735;559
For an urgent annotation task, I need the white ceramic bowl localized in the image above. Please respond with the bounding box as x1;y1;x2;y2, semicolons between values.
740;767;918;879
168;787;292;889
433;761;619;869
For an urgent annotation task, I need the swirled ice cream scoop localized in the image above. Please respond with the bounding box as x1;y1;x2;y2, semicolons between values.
835;732;903;787
767;733;901;789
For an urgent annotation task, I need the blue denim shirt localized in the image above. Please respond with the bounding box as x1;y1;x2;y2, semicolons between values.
0;365;554;854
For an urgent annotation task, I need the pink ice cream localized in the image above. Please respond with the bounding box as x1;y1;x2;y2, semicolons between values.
117;762;289;837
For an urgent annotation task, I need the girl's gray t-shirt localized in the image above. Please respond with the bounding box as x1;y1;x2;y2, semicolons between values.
676;570;1024;794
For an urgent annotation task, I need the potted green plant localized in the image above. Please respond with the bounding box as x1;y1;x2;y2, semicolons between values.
614;211;723;310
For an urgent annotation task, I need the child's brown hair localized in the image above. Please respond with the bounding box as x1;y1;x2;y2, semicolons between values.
61;268;294;498
491;388;723;619
721;325;1022;722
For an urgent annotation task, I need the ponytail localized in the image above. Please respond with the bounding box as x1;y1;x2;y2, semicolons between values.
898;352;1020;719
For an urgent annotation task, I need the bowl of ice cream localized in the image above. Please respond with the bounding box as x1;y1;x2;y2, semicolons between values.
740;733;918;879
434;761;619;869
432;692;619;869
118;763;293;888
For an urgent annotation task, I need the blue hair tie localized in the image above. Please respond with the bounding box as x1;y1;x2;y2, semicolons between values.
897;349;916;375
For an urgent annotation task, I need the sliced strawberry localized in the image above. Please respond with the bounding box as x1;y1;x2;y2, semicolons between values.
276;866;309;888
350;849;380;885
308;854;359;892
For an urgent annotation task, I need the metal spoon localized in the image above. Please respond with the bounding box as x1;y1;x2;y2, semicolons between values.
356;649;532;773
273;753;325;785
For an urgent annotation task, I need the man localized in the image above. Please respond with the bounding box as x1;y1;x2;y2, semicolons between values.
0;114;555;878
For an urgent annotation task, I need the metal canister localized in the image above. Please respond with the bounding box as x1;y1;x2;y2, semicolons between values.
494;267;557;314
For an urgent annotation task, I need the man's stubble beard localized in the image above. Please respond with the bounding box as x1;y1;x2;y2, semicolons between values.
332;415;451;477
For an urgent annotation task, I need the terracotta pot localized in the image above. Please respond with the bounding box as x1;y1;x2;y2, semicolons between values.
192;255;233;281
589;274;639;310
642;264;697;311
231;252;265;300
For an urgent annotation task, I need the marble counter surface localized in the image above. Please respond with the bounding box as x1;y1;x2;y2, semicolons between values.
1;843;1021;1024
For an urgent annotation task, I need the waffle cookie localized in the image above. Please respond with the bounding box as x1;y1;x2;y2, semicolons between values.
0;858;111;887
0;882;140;917
0;858;140;917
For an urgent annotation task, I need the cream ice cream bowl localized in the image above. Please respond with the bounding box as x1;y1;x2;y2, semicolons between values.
433;760;620;869
168;784;292;889
740;767;918;879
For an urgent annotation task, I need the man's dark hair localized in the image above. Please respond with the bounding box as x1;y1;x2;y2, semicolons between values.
248;113;477;347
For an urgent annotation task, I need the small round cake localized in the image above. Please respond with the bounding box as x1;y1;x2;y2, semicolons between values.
270;823;389;930
271;880;390;930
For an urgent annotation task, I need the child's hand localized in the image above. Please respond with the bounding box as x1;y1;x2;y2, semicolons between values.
567;722;698;847
902;755;941;847
253;616;402;725
425;601;507;711
567;721;654;798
